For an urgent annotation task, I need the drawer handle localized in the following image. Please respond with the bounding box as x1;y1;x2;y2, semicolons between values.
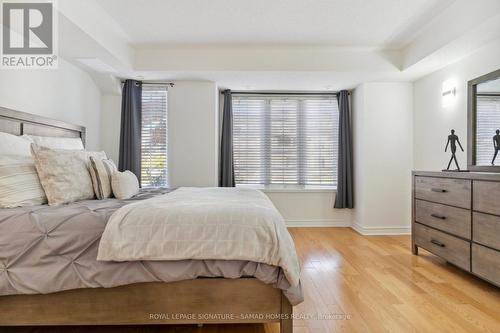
430;239;446;247
430;214;447;220
431;188;448;193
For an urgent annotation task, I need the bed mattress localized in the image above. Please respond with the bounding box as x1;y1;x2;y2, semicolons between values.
0;189;303;305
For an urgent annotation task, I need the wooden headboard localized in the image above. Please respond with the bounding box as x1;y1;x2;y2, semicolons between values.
0;106;86;147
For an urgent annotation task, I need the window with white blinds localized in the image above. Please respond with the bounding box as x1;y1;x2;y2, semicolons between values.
141;85;168;187
476;94;500;165
232;94;338;187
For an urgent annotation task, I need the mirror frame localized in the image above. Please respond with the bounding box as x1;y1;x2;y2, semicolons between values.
467;68;500;172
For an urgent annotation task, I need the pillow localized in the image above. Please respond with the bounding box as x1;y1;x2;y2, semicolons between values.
31;144;106;206
111;171;139;199
0;132;33;157
0;155;47;208
24;135;84;150
89;157;118;200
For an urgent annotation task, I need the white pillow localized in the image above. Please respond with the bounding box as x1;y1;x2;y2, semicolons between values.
111;171;139;199
0;132;33;157
24;134;84;150
0;155;47;208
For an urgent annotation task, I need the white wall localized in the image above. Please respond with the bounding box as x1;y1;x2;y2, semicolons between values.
100;95;122;163
168;81;219;187
353;82;413;234
352;85;366;232
414;40;500;170
0;59;102;150
265;191;351;227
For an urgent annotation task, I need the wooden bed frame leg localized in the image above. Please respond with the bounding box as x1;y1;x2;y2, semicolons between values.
280;293;293;333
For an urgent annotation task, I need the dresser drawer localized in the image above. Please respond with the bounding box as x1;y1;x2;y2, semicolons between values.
415;176;471;209
414;223;470;270
473;212;500;251
473;181;500;216
415;200;471;239
472;243;500;286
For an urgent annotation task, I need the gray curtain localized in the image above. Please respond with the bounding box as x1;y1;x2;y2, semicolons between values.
219;89;235;187
118;79;142;182
334;90;354;208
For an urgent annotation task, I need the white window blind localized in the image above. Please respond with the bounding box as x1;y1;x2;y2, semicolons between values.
476;95;500;165
232;94;338;187
141;85;168;187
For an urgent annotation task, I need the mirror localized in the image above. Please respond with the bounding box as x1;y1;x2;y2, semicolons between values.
468;69;500;172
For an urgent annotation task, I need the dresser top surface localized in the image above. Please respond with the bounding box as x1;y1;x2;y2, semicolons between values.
413;170;500;181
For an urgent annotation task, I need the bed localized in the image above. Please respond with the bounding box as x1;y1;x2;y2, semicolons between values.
0;106;301;332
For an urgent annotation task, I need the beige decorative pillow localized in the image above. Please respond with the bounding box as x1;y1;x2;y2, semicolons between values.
89;157;118;200
0;155;47;208
111;171;139;199
31;144;107;206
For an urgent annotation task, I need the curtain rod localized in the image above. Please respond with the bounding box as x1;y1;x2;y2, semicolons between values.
121;80;175;87
227;91;349;96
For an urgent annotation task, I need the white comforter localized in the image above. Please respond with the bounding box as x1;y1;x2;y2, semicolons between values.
97;187;301;287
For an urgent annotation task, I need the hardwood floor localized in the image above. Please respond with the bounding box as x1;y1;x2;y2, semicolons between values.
5;227;500;333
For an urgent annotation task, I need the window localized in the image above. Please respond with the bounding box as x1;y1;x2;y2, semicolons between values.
476;94;500;165
232;94;338;187
141;85;168;187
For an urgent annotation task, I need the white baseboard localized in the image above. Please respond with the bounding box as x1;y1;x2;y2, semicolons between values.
285;219;351;227
285;220;411;235
351;222;411;235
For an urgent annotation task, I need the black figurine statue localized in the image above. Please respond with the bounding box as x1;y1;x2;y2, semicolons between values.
445;129;464;171
493;129;500;165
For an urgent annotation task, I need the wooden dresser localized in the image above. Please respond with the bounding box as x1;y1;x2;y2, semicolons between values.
412;171;500;286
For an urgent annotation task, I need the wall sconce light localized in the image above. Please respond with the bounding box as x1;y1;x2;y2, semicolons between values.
442;87;456;97
442;80;457;107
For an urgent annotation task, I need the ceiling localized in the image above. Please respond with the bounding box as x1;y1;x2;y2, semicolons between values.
56;0;500;92
97;0;451;48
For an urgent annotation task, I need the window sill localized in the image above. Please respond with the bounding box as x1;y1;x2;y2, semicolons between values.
236;184;336;193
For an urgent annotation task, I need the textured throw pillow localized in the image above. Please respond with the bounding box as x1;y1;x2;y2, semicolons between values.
24;135;84;150
89;157;118;200
0;155;47;208
31;144;107;206
0;132;33;157
111;171;139;199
